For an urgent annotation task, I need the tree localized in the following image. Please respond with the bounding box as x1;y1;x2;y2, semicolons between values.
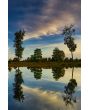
14;30;25;61
64;57;69;62
62;25;77;59
42;58;48;62
8;58;12;63
30;55;35;61
33;48;42;61
52;48;65;61
48;57;52;62
13;57;19;62
26;57;30;61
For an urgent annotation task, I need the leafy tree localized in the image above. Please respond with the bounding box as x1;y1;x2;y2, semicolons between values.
13;57;19;62
30;55;35;61
33;48;42;61
8;58;12;63
52;48;65;61
26;57;30;61
64;57;69;63
62;25;77;59
14;30;25;60
48;57;52;62
42;58;48;62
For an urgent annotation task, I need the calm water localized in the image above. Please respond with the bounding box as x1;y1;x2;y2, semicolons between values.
8;67;81;110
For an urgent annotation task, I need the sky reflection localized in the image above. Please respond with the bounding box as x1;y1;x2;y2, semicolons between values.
8;68;81;110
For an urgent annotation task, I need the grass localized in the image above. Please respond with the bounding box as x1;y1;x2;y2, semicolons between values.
8;61;81;68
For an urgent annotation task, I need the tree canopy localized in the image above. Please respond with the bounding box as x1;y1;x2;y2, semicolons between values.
52;48;65;61
14;30;25;60
62;25;77;59
31;48;42;61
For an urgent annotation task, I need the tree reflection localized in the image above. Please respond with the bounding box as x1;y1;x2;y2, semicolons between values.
27;66;30;70
13;67;24;102
52;67;65;80
63;67;77;106
8;67;12;72
30;68;42;80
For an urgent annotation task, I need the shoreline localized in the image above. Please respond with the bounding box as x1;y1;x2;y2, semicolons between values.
8;61;81;68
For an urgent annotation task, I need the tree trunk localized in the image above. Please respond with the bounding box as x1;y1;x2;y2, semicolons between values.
71;52;73;60
18;56;20;61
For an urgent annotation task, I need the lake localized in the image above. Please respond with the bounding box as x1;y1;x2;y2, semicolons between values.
8;67;81;110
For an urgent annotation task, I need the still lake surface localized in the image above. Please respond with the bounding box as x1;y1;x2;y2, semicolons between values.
8;67;81;110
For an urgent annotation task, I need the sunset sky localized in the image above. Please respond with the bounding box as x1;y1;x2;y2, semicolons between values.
8;0;81;59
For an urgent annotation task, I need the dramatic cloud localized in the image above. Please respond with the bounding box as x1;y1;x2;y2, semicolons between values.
9;0;81;40
9;0;81;58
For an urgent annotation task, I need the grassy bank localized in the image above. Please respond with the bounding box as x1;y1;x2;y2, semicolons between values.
8;61;81;68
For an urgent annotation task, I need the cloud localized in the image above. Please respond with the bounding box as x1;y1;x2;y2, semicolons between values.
8;0;81;59
8;47;15;59
23;12;76;40
9;0;81;40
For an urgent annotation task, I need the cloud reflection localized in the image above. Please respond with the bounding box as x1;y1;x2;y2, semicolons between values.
22;85;80;110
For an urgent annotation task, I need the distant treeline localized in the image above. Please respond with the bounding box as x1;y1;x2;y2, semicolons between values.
9;47;81;63
8;48;81;68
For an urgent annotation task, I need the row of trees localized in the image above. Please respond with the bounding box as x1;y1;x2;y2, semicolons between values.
26;48;65;62
12;25;77;62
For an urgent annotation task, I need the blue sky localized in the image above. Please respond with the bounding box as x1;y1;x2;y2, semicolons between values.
8;0;81;59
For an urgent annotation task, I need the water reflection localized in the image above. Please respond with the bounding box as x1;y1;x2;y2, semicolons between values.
52;67;65;80
27;67;65;81
30;68;42;80
13;67;24;102
8;67;80;110
63;67;77;106
8;67;12;72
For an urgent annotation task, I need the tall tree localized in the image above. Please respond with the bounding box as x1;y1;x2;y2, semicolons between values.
52;48;65;61
14;30;25;60
62;25;77;59
34;48;42;61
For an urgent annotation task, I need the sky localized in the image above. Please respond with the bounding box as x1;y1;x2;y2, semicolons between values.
8;0;81;59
